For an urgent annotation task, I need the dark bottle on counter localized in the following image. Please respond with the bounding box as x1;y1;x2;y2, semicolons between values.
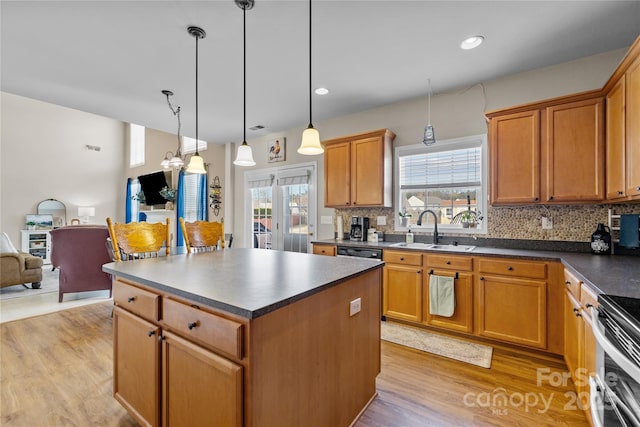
591;223;612;255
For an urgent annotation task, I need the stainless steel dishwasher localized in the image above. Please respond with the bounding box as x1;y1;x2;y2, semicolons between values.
336;246;382;259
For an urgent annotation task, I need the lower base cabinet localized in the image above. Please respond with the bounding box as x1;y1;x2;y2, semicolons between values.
114;307;160;427
383;250;423;322
162;331;243;427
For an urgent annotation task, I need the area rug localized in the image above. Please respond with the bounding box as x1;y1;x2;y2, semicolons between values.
381;321;493;368
0;268;58;300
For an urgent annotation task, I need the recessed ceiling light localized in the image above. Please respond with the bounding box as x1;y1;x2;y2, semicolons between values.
460;36;484;50
314;87;329;95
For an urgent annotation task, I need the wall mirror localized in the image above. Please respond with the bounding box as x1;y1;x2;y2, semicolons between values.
37;199;67;228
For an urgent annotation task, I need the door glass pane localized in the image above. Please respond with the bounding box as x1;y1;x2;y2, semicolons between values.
251;186;272;249
281;183;309;253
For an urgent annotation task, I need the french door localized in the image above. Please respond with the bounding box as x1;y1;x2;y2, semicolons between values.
246;163;316;253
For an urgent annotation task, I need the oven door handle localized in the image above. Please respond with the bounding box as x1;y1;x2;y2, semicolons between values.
589;376;604;427
590;306;640;384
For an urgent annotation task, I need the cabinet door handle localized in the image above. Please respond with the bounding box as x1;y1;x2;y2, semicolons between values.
573;308;582;317
549;196;554;201
534;197;539;202
507;266;513;271
148;330;156;337
636;187;640;192
188;321;198;330
400;257;404;261
159;335;166;342
127;296;136;303
618;191;624;195
586;303;593;308
446;261;451;265
565;280;571;285
480;276;485;281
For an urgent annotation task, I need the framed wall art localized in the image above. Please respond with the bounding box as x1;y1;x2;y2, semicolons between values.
268;138;285;163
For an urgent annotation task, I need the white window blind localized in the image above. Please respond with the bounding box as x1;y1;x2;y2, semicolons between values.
129;124;145;167
182;136;208;154
182;174;200;221
278;169;310;186
400;146;481;190
248;175;274;189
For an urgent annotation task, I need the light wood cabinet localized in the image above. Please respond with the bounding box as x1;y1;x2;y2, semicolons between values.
423;255;473;333
488;94;604;205
563;268;599;423
113;280;244;427
605;38;640;201
545;98;605;203
161;331;242;427
489;110;541;204
312;244;336;256
113;307;160;427
606;77;627;200
383;250;422;322
324;129;395;208
476;258;548;349
627;55;640;199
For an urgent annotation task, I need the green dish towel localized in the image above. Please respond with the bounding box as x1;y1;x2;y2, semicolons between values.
619;214;639;248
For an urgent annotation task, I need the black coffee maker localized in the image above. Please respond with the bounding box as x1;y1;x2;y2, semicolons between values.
350;216;370;241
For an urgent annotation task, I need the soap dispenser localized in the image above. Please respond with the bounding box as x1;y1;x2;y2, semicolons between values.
406;227;414;244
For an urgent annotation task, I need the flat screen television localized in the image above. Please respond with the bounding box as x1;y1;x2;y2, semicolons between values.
138;171;170;205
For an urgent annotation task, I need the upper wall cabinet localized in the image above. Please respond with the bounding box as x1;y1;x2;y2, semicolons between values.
487;93;604;205
605;37;640;202
324;129;395;208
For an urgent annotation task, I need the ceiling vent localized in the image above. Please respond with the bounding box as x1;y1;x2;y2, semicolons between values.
249;125;265;131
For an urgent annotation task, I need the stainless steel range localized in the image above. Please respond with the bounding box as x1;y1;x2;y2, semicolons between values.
590;294;640;427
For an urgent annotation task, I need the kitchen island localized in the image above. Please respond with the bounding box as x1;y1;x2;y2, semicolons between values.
103;248;384;427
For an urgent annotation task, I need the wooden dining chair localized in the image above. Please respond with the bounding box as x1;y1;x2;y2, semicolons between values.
179;218;224;253
106;217;171;261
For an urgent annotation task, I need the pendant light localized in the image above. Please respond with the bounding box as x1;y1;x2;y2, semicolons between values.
422;78;436;146
160;90;184;169
297;0;323;155
185;26;207;174
233;0;256;167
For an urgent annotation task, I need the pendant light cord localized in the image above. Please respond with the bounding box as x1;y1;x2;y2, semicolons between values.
308;0;312;127
195;33;200;155
427;78;431;125
243;5;247;143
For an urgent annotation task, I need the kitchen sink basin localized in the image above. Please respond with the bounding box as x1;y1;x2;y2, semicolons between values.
389;242;476;252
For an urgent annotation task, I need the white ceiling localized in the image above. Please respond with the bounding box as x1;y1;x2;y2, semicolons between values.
2;1;639;145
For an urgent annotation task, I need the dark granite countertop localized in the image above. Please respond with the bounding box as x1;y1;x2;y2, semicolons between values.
103;248;383;319
313;239;640;299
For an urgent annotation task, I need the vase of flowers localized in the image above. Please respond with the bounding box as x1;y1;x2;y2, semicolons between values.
159;186;176;210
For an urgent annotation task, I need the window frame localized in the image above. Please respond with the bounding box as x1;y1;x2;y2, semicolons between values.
129;123;145;167
394;134;488;235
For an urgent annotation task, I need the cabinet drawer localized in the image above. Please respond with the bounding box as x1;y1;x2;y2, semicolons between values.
163;298;244;359
478;258;547;279
113;280;160;321
563;269;582;299
383;250;422;266
313;245;336;256
425;255;473;271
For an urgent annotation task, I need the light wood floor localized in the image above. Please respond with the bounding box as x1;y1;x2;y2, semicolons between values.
0;302;588;426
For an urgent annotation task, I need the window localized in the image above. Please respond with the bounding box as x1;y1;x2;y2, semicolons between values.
129;123;145;167
182;136;207;154
395;134;487;233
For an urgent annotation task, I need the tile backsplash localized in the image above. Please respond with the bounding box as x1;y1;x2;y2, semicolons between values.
335;203;639;243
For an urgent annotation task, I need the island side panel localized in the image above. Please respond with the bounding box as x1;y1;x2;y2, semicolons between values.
246;268;382;427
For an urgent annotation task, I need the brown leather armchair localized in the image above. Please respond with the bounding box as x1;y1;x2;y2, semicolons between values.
50;225;112;302
0;251;43;289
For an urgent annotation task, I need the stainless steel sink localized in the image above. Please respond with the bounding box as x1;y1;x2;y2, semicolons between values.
389;242;475;252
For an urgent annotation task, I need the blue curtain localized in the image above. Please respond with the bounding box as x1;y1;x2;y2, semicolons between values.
198;173;208;221
176;170;186;248
125;178;134;223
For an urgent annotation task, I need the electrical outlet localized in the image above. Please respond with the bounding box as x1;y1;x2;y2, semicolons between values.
542;216;553;230
349;298;361;316
377;216;387;226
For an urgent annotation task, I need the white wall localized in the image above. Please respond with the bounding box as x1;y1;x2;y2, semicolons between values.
231;48;628;246
1;92;126;246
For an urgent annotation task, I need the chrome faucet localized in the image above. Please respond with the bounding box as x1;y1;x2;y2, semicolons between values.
416;209;439;244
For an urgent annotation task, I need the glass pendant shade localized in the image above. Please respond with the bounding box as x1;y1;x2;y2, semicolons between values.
185;154;206;174
168;155;184;168
234;141;256;166
161;153;171;169
298;125;323;155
